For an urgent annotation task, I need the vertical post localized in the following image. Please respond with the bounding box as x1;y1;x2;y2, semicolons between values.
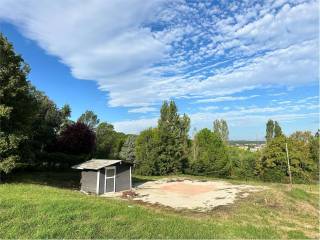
285;143;292;187
129;166;132;190
96;170;100;194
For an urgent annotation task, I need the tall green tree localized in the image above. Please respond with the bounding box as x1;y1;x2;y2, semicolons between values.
135;128;160;175
95;122;126;159
29;89;64;152
190;128;229;177
0;33;36;178
265;119;274;142
213;119;229;143
157;100;190;175
274;121;283;138
78;110;100;130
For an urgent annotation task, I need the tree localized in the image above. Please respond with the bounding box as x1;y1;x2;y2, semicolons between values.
135;128;160;175
95;122;126;159
290;131;313;143
29;89;64;153
213;119;229;143
274;121;283;138
57;122;96;155
119;135;137;163
157;100;190;175
78;110;100;130
228;146;259;180
59;104;73;133
190;128;229;177
258;135;316;183
265;119;274;142
0;33;36;178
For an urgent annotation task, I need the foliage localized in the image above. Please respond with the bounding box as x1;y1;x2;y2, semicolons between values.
119;135;137;163
95;122;126;159
265;119;283;142
265;119;274;142
274;121;283;138
228;146;259;180
56;122;96;155
28;89;70;154
190;128;229;177
258;135;316;183
134;128;160;175
213;119;229;143
309;132;319;178
77;110;100;130
290;130;313;143
58;104;73;133
35;152;89;169
0;33;36;174
157;101;190;175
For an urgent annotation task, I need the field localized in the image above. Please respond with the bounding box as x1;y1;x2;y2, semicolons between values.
0;171;319;239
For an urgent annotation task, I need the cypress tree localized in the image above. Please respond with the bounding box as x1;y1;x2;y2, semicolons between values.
157;100;190;175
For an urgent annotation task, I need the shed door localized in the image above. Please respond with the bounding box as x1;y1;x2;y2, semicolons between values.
105;166;116;193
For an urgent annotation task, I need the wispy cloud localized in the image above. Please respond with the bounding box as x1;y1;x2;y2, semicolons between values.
128;107;157;113
0;0;318;108
196;95;259;103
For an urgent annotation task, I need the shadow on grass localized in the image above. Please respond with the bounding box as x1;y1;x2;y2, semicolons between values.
5;171;159;190
132;175;157;187
4;170;81;190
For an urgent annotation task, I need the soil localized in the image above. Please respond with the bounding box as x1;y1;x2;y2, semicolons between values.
132;178;265;211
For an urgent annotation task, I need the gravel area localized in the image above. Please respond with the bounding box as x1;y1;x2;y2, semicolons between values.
132;178;265;211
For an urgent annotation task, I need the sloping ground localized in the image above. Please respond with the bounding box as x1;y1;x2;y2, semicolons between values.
0;173;319;239
133;178;266;211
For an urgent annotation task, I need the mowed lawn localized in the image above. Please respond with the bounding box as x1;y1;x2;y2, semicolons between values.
0;172;318;239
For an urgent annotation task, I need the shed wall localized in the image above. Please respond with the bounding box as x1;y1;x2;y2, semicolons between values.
115;163;131;192
98;169;105;194
80;170;97;193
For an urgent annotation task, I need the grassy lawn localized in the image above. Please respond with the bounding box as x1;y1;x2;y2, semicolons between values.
0;171;318;239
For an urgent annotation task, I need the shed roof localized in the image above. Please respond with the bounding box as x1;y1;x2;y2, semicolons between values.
72;159;122;170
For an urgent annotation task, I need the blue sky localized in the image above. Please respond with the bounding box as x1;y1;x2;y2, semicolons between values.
0;0;318;140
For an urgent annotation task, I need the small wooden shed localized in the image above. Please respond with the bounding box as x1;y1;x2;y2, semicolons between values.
72;159;132;195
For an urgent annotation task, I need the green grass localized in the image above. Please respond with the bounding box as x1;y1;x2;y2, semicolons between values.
0;171;319;239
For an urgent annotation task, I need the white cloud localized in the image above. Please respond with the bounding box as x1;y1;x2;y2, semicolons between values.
196;95;259;103
199;106;219;111
0;0;318;108
128;107;157;113
112;103;318;135
113;117;157;134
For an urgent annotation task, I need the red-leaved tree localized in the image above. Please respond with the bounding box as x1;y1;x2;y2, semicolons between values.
57;122;96;154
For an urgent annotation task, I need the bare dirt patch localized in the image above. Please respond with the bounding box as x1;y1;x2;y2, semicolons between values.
132;178;266;211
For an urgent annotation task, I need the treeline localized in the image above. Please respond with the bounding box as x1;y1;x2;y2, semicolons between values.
1;33;319;184
130;102;319;183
